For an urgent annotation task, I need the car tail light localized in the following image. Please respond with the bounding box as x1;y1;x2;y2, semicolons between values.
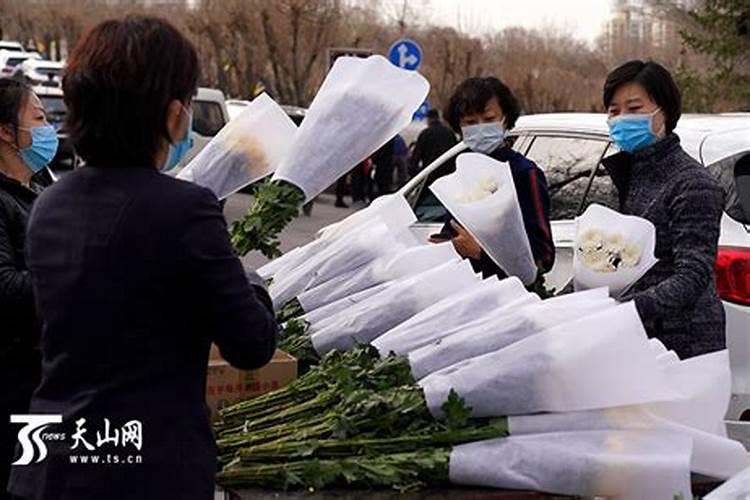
716;246;750;306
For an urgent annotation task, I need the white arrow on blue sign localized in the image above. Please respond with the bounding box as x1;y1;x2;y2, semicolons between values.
388;38;422;71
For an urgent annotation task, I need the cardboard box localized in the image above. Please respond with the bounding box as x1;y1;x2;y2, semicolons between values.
206;347;297;420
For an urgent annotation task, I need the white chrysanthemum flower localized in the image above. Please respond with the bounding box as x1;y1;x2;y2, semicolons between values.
577;227;641;272
455;176;501;204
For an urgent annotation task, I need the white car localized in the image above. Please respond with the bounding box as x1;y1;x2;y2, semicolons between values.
0;49;40;78
14;59;64;87
0;40;24;53
396;112;750;446
172;87;231;171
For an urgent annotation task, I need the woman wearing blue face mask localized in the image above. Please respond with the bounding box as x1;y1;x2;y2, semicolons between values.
434;77;555;281
601;60;725;359
7;17;277;500
0;77;57;500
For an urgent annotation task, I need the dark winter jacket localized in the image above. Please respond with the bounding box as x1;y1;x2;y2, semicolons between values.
8;165;278;500
603;134;725;359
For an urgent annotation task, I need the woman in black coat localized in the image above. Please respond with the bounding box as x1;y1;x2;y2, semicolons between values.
602;60;725;359
7;17;277;500
0;78;57;500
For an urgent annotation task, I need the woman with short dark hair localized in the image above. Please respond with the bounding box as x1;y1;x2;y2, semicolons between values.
433;77;554;280
0;77;56;500
602;60;725;358
8;16;277;500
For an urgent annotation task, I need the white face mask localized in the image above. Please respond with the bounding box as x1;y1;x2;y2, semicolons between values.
461;122;505;154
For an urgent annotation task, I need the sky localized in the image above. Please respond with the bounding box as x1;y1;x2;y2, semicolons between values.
398;0;615;45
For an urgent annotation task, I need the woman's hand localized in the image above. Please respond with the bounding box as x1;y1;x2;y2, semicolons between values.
450;220;482;260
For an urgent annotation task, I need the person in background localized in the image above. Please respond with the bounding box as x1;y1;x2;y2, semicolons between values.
393;133;409;188
334;174;349;208
372;137;395;197
602;60;725;359
435;77;555;280
409;109;457;177
0;77;56;500
7;16;277;500
350;158;371;208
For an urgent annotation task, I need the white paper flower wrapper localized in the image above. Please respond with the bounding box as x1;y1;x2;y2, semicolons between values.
298;242;460;313
507;406;748;479
705;466;750;500
381;287;606;367
429;152;537;285
419;302;677;418
272;56;429;201
270;220;419;309
372;276;530;356
178;93;296;200
310;259;480;355
574;203;658;298
408;292;617;380
647;350;732;436
259;237;330;282
449;431;693;500
301;282;391;327
317;193;416;242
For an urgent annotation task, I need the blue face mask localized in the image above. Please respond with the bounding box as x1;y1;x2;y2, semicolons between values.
607;109;661;153
162;107;194;172
18;125;59;173
461;122;505;154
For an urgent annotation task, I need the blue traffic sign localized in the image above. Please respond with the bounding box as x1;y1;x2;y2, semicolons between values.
388;38;422;71
412;100;430;121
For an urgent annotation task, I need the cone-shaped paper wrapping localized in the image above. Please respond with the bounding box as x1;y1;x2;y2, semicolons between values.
449;431;693;500
372;276;530;356
420;302;677;417
317;193;416;242
508;406;749;480
706;466;750;500
375;294;540;360
178;93;297;199
298;242;460;313
268;193;417;286
408;292;617;380
301;282;392;327
429;153;537;285
310;259;480;354
647;350;732;437
269;221;418;309
257;245;303;280
272;56;429;201
574;204;658;298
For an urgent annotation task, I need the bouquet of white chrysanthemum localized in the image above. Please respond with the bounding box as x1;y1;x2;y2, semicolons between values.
231;56;428;258
574;204;658;298
505;349;748;481
430;153;537;285
310;259;481;355
178;93;297;200
298;242;460;313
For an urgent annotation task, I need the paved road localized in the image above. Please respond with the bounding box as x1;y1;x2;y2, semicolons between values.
223;193;359;271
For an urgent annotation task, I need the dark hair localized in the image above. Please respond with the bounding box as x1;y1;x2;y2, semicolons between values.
63;16;199;168
0;77;31;147
444;77;521;133
603;60;682;134
426;109;440;121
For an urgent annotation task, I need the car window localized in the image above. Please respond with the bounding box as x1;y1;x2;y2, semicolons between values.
525;135;609;220
192;100;225;137
708;151;750;224
7;57;26;67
